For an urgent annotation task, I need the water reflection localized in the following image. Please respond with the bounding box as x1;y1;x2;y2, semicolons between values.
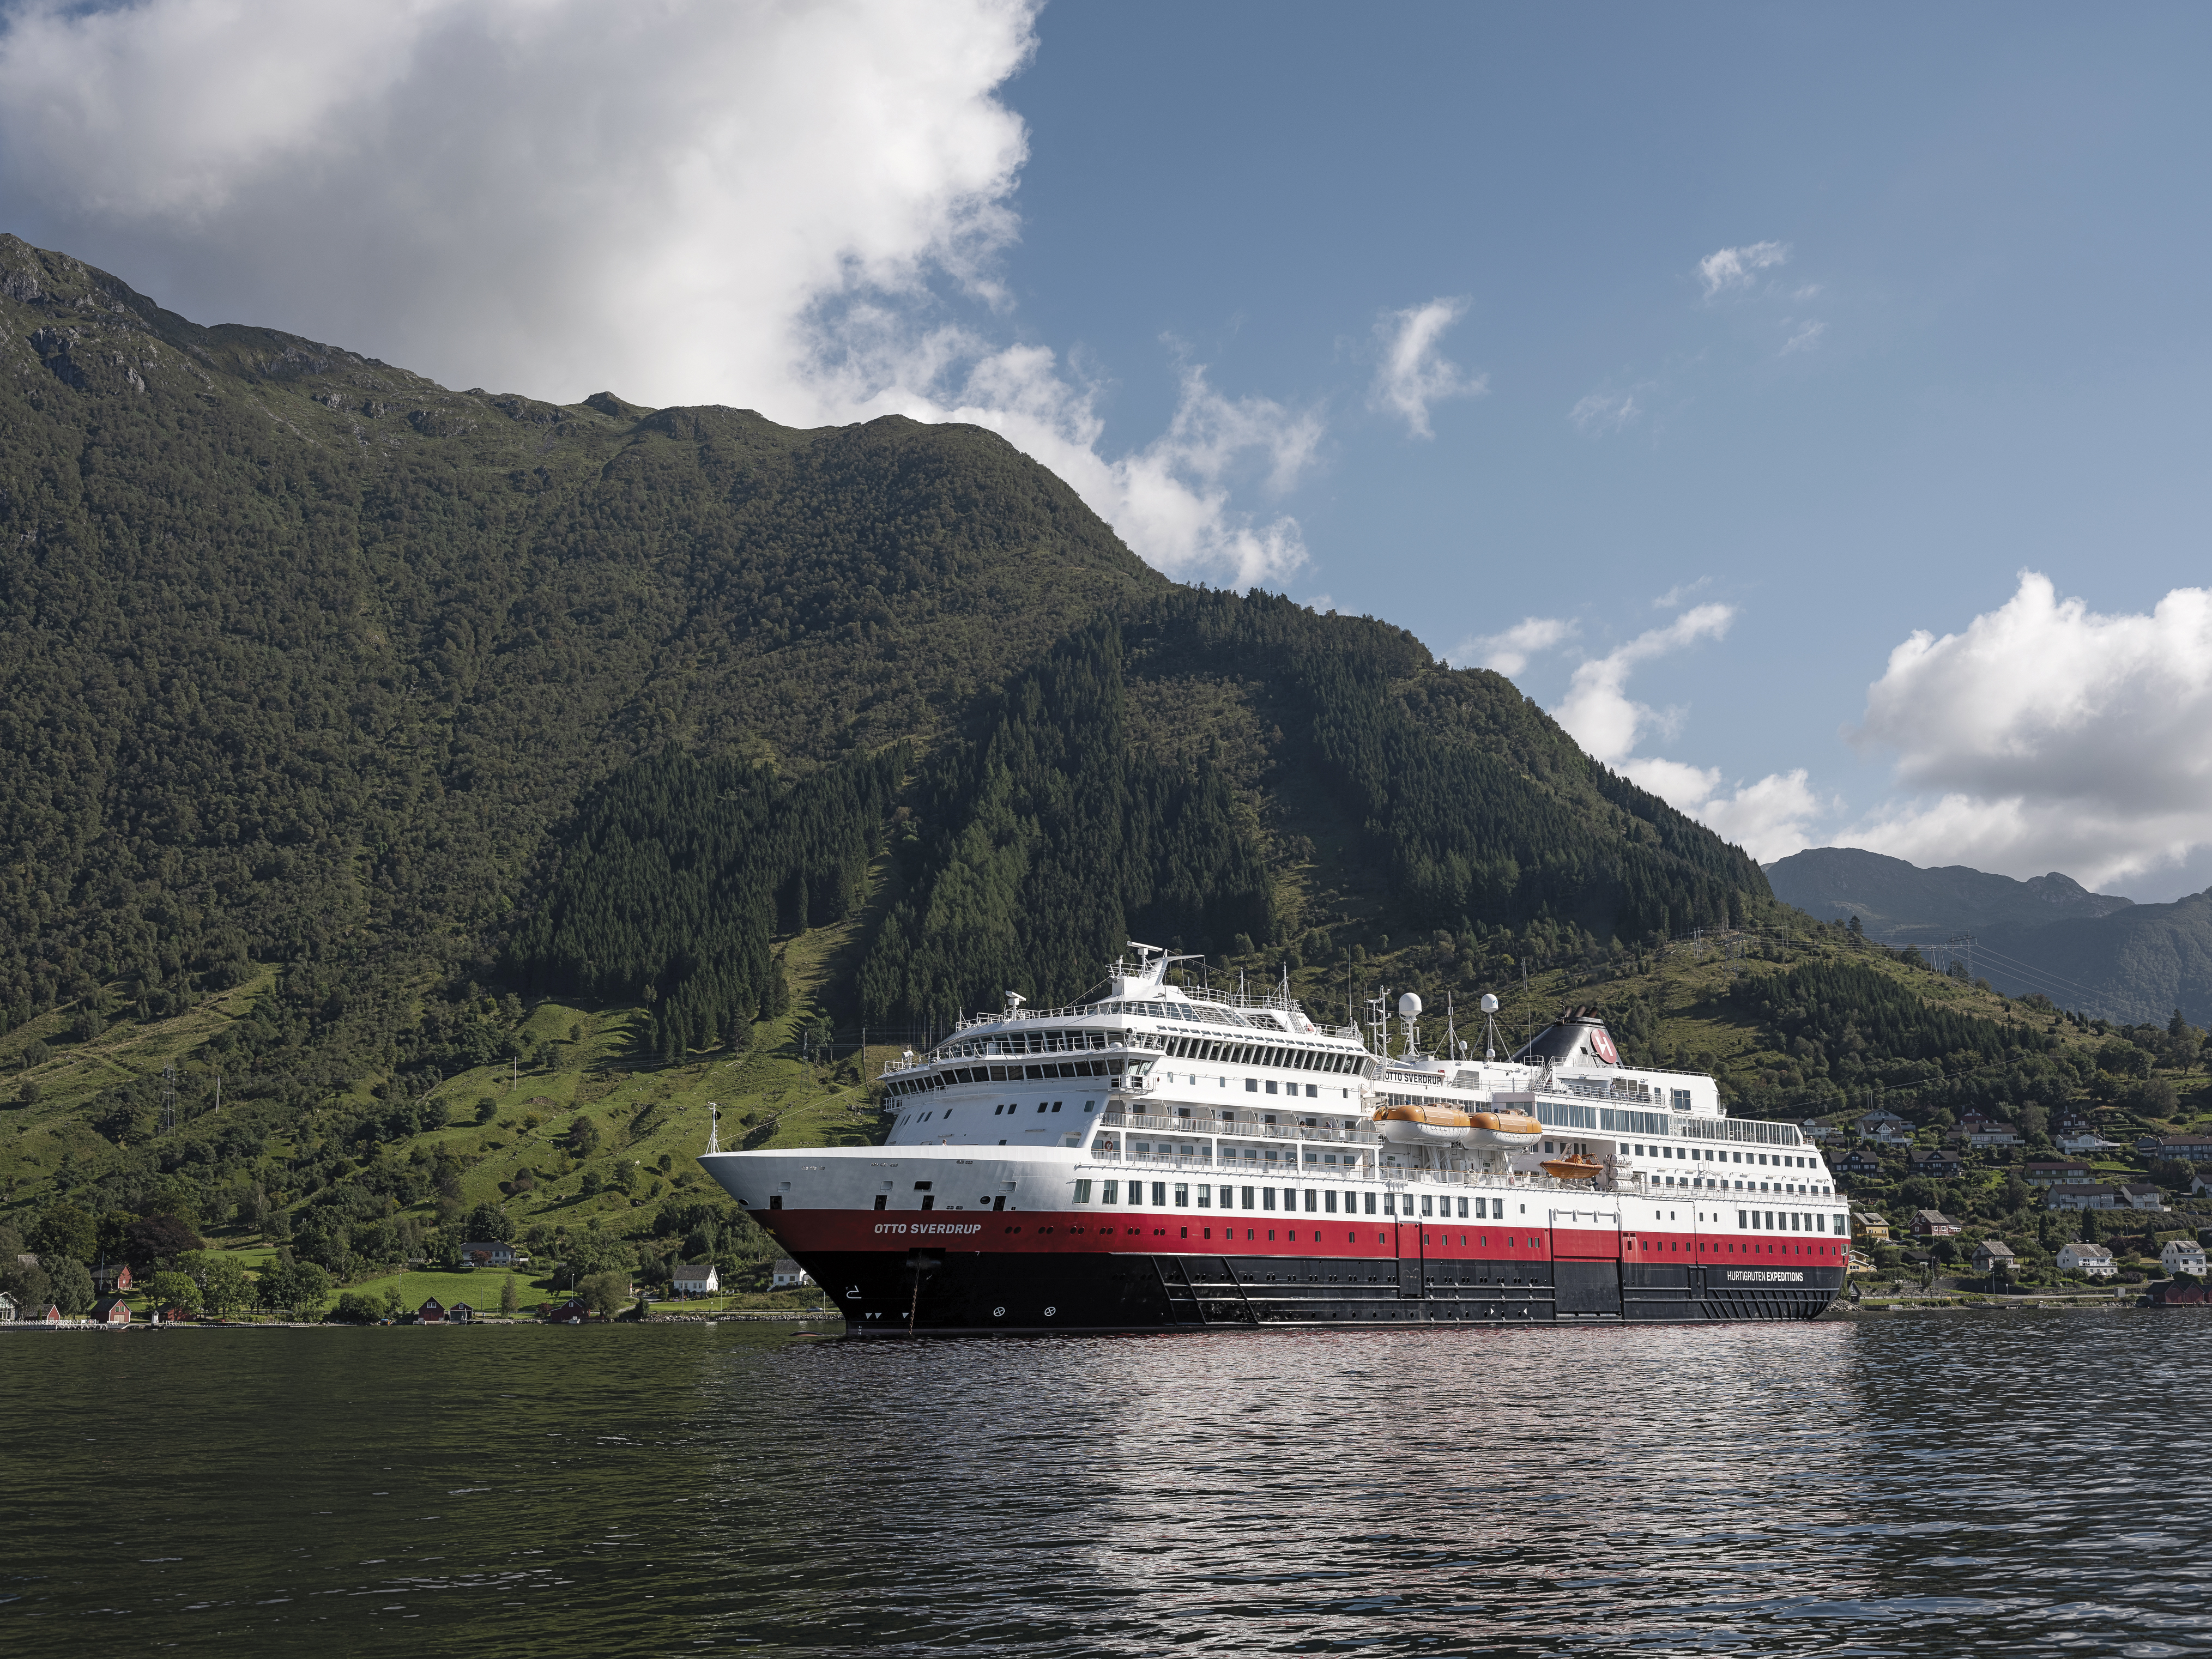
6;1313;2212;1655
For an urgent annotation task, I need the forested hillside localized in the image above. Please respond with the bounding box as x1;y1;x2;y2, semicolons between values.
0;234;1806;1307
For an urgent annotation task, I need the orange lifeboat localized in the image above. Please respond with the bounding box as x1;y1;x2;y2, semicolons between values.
1373;1104;1543;1149
1540;1153;1605;1182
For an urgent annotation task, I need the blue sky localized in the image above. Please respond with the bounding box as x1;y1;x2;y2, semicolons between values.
988;4;2212;894
1;1;2206;895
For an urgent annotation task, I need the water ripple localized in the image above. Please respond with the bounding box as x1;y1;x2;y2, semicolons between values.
5;1314;2212;1654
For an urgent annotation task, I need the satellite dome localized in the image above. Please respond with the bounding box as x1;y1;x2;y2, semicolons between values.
1397;992;1423;1018
1479;993;1500;1013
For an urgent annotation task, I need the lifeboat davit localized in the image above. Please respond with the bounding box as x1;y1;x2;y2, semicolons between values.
1373;1104;1542;1149
1540;1153;1605;1182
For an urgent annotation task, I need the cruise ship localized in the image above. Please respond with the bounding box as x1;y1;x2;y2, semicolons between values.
699;944;1847;1334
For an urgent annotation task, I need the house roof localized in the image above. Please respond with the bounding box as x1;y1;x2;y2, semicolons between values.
2060;1243;2114;1261
1913;1209;1956;1225
2157;1135;2212;1148
90;1295;129;1316
458;1240;510;1254
1974;1240;2017;1259
2122;1183;2168;1196
672;1263;716;1280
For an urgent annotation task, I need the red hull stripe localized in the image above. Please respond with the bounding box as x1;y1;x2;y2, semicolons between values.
760;1210;1848;1264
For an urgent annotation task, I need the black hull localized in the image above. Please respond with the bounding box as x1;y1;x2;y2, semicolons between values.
814;1248;1845;1335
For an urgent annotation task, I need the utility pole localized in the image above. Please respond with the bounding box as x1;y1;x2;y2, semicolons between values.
160;1063;177;1134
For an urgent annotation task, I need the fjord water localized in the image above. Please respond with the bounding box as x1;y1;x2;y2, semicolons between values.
5;1315;2206;1656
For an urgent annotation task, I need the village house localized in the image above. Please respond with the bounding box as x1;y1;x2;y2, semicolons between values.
90;1262;134;1295
545;1298;591;1324
1836;1148;1884;1179
2151;1134;2212;1164
88;1295;132;1325
2162;1238;2209;1277
416;1297;447;1323
1858;1110;1912;1145
2191;1170;2212;1201
2046;1183;2122;1210
0;1289;16;1321
1853;1212;1893;1242
1970;1239;2017;1277
2057;1129;2122;1154
458;1240;516;1269
1955;1115;2023;1148
2018;1159;2093;1188
671;1262;720;1297
1908;1146;1964;1179
1912;1209;1962;1237
2057;1242;2117;1278
449;1301;476;1324
769;1257;813;1290
2122;1183;2171;1212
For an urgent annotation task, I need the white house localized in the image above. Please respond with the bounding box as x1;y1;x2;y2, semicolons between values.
671;1262;719;1297
1858;1110;1912;1145
2122;1183;2171;1213
2057;1242;2117;1278
2057;1130;2120;1154
2161;1239;2208;1277
770;1257;812;1289
2046;1183;2122;1211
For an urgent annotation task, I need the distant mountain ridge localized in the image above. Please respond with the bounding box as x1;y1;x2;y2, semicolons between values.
1764;847;2134;941
1767;847;2211;1025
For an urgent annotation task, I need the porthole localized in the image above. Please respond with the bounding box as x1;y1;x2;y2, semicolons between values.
1043;1306;1056;1318
992;1306;1006;1318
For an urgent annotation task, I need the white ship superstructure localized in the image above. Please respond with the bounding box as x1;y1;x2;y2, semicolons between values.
703;944;1848;1333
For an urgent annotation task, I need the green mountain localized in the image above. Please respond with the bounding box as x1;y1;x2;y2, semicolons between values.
0;234;1856;1294
1768;847;2212;1025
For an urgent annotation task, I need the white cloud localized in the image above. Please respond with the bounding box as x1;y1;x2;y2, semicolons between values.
1453;616;1579;677
1697;239;1790;298
1546;602;1825;861
0;0;1311;587
1555;604;1736;763
1782;319;1826;354
1370;297;1486;438
1568;389;1641;434
1652;577;1712;610
1843;572;2212;888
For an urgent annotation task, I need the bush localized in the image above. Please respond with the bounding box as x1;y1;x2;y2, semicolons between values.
578;1269;628;1317
327;1292;383;1324
476;1096;498;1124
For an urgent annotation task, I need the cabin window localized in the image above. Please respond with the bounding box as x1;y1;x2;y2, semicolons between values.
1074;1180;1092;1203
1051;1101;1062;1113
873;1195;887;1210
1421;1196;1434;1216
1303;1190;1318;1212
1241;1186;1255;1209
1085;1100;1096;1112
1263;1188;1278;1211
1174;1184;1189;1206
920;1196;934;1210
1127;1182;1141;1206
1102;1181;1119;1203
1381;1194;1395;1215
1265;1081;1278;1094
1246;1079;1259;1092
1152;1183;1167;1206
1364;1192;1377;1214
1456;1198;1469;1218
1325;1191;1338;1213
1196;1185;1211;1208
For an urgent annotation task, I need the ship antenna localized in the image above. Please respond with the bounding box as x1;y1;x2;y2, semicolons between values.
1446;992;1457;1062
707;1102;719;1155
